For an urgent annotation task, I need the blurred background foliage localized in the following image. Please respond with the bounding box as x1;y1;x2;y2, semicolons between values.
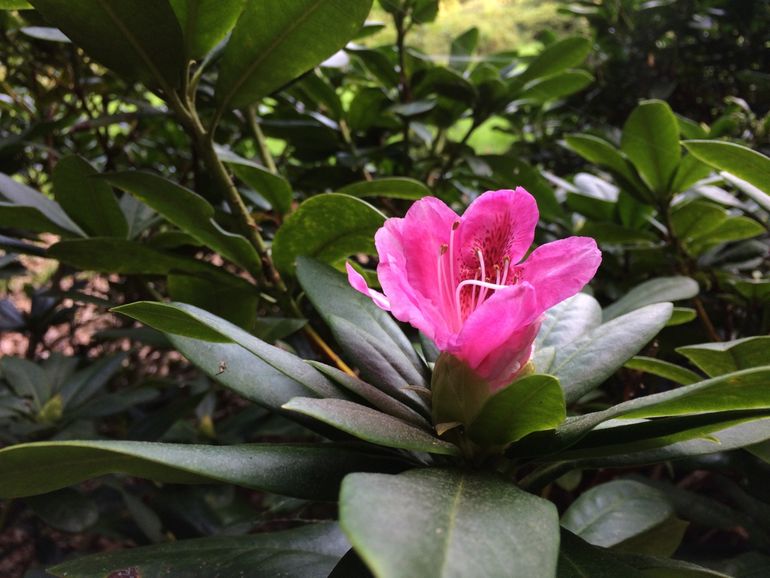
0;0;769;576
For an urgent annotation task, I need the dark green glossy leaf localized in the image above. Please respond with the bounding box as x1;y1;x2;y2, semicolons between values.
603;276;699;321
449;27;478;72
468;374;565;446
105;171;262;275
677;336;770;377
549;303;673;403
563;134;646;195
169;0;246;59
273;193;385;275
217;146;293;214
296;258;429;401
0;440;407;500
0;172;85;236
167;273;258;330
29;0;184;87
49;523;349;578
621;100;680;195
26;488;98;533
52;155;127;238
338;177;430;200
624;356;701;385
340;469;559;578
283;397;456;455
115;301;343;399
518;36;591;83
48;238;217;276
216;0;372;111
683;140;770;201
561;480;685;555
519;70;593;103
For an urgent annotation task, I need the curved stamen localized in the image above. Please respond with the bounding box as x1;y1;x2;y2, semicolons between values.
437;244;449;318
476;248;489;305
500;256;511;286
455;279;510;314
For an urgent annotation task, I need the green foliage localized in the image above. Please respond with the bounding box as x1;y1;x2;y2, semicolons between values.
1;0;769;575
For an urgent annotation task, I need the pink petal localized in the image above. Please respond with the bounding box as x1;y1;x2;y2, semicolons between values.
346;262;391;311
456;188;539;273
517;236;602;313
450;282;541;389
375;197;459;348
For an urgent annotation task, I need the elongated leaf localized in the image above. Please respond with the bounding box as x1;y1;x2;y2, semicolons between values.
273;193;385;275
50;522;349;578
167;273;258;329
449;27;478;72
561;480;684;555
621;100;680;195
29;0;184;87
552;303;673;403
217;148;292;214
677;336;770;377
216;0;372;111
562;134;646;195
535;293;602;365
105;171;262;275
468;375;565;446
340;469;560;578
0;173;85;236
338;177;431;200
683;140;770;200
519;70;593;103
48;238;218;276
309;361;431;429
115;301;343;399
52;155;127;238
0;441;407;500
169;0;246;59
603;276;699;321
518;36;591;83
624;356;701;385
296;258;429;395
283;398;457;455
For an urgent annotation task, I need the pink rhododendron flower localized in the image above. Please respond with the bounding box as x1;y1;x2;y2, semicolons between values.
347;188;601;390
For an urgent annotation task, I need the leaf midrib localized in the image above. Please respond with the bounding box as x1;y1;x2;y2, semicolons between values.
217;0;327;113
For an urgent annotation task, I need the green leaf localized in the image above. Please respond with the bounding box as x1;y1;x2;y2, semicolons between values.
296;258;429;401
519;70;593;103
28;0;184;88
670;153;713;193
668;307;697;326
115;301;343;399
0;172;85;236
518;36;591;83
721;172;770;212
449;27;478;72
104;171;262;276
603;276;699;321
621;100;680;195
677;336;770;377
273;193;384;275
52;155;128;238
624;356;701;385
26;488;98;533
0;441;406;500
687;215;765;255
468;374;565;447
309;361;431;430
167;273;258;330
283;398;457;455
563;134;646;196
0;1;32;8
683;140;770;203
535;293;602;366
338;177;431;200
552;303;673;403
216;0;372;111
169;0;246;59
48;238;217;276
340;469;560;578
48;523;349;578
217;146;293;214
562;480;684;555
